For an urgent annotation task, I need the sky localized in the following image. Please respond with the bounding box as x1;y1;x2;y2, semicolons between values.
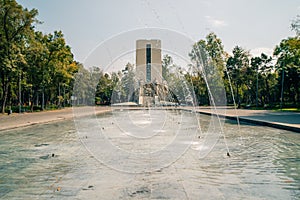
17;0;300;70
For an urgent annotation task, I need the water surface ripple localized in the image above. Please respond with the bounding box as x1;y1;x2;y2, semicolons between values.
0;110;299;199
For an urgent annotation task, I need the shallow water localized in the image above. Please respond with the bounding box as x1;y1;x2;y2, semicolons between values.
0;109;299;199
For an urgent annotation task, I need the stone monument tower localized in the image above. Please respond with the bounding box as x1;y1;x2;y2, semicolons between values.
135;39;178;106
136;39;162;84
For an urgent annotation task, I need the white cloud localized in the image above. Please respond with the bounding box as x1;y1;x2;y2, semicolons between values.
205;16;228;28
200;1;212;7
250;47;273;57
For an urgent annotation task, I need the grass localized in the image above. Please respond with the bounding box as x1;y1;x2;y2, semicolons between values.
275;107;300;112
249;107;300;112
226;103;300;112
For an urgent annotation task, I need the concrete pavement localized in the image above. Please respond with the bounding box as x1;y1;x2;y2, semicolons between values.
0;107;111;131
1;106;299;133
189;107;300;133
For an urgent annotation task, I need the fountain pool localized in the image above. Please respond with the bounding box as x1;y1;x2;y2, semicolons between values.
0;109;299;199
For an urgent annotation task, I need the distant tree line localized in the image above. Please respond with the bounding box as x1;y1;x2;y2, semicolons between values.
93;17;300;109
45;14;300;108
186;17;300;109
1;0;299;112
73;63;137;106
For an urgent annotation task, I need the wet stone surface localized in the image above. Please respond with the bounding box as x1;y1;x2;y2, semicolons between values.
0;109;299;199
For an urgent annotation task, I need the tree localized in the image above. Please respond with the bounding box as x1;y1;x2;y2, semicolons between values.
95;71;118;105
189;32;227;106
162;54;173;80
226;46;250;107
205;32;226;76
121;62;138;102
73;65;100;106
0;0;38;113
46;31;76;108
291;15;300;37
250;53;274;107
274;36;300;107
24;31;78;110
25;31;48;111
0;0;79;113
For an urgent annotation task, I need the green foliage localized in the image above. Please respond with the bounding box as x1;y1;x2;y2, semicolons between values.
72;65;99;106
291;15;300;37
274;35;300;107
117;63;138;103
95;71;118;105
0;0;38;113
189;33;226;106
0;0;78;113
98;23;298;109
250;53;275;107
188;28;299;109
162;54;173;80
1;1;298;111
226;46;250;107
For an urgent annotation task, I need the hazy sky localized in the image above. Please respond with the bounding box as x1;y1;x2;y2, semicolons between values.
17;0;300;66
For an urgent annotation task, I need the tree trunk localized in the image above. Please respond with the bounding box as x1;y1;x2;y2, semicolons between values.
36;92;39;107
30;89;36;112
63;86;65;107
1;79;9;114
58;83;61;108
298;89;300;108
42;88;45;110
1;91;8;114
236;83;240;108
265;78;270;105
293;86;297;107
297;80;300;107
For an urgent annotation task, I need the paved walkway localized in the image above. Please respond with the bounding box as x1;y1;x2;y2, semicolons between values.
1;106;299;133
0;107;111;131
189;107;300;133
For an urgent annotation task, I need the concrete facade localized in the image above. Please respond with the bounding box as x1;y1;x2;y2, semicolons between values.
136;39;162;84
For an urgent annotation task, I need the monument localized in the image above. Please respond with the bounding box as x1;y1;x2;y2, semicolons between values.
136;39;177;106
136;39;162;84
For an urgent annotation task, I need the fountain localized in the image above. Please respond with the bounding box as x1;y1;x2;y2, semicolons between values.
0;28;299;199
